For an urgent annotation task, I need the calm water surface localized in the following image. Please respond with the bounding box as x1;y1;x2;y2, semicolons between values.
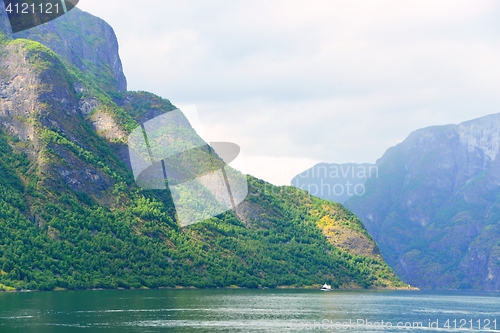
0;289;499;332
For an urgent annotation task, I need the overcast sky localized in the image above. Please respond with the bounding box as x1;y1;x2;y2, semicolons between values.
78;0;500;185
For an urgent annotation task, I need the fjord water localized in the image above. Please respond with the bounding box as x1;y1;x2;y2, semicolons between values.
0;289;499;332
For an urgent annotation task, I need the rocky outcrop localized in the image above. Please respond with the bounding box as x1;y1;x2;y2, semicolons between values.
344;113;500;291
317;210;381;259
1;3;126;93
0;38;77;142
0;35;125;205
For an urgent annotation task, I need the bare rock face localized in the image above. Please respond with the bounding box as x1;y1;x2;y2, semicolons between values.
0;45;40;122
0;39;77;142
89;111;126;141
1;6;136;203
1;4;126;93
345;113;500;291
0;33;123;205
78;97;99;116
317;214;381;260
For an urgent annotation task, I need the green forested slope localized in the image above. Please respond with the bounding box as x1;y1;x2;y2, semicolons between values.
0;12;406;292
0;128;405;291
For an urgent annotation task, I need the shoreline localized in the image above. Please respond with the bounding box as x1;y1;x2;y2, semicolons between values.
0;284;419;293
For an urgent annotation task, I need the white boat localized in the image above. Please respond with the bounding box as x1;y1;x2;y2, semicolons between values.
320;283;332;291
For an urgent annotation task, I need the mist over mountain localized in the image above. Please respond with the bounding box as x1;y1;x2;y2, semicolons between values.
294;113;500;291
291;163;377;204
0;7;405;291
348;114;500;291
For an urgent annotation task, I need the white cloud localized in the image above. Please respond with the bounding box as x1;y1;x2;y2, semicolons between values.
79;0;500;185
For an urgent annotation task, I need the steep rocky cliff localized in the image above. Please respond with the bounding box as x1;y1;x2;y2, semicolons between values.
344;114;500;291
1;2;126;93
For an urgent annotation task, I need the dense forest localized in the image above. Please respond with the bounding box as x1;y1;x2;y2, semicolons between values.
0;128;404;290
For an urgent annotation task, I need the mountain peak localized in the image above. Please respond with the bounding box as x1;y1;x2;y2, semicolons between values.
458;113;500;162
346;112;500;290
1;3;126;93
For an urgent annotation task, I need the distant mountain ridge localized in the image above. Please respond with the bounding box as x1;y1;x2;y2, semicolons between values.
293;113;500;291
291;163;377;204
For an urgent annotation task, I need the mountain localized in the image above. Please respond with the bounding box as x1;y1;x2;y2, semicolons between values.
0;8;405;291
0;3;10;37
291;163;377;204
293;114;500;291
1;1;126;93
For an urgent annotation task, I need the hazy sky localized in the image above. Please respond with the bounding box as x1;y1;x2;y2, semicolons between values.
78;0;500;185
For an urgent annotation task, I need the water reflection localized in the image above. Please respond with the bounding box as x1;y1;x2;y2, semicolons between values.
0;289;499;332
